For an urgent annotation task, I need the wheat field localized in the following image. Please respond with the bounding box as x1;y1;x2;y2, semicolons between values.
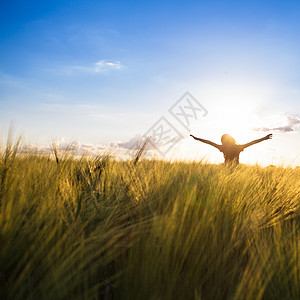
0;137;300;300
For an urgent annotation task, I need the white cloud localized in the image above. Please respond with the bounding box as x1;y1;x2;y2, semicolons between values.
19;138;156;163
94;60;122;72
115;134;163;151
115;134;143;150
20;140;106;156
253;114;300;133
51;60;123;75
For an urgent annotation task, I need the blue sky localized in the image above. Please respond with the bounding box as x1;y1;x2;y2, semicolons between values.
0;0;300;165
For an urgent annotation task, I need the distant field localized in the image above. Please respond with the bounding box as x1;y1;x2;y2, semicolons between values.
0;140;300;300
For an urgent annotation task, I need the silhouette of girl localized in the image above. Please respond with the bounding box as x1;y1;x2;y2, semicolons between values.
190;133;272;164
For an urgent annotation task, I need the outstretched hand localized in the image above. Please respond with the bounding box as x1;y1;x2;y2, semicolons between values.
264;134;273;140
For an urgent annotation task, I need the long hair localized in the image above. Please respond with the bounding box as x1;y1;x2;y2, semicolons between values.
221;134;237;146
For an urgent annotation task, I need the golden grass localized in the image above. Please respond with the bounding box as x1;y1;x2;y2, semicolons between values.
0;139;299;299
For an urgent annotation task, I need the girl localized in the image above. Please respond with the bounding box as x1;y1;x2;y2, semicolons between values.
190;133;272;164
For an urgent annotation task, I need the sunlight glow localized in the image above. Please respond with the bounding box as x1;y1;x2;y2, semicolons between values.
205;83;269;144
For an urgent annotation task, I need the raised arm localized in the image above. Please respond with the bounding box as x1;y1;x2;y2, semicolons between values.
243;134;272;149
190;134;220;149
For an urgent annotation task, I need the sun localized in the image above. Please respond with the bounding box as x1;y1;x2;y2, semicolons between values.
207;94;263;144
191;81;273;148
214;110;255;142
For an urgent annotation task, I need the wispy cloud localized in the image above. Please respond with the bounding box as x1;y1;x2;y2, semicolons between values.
20;140;106;155
48;60;123;76
94;60;122;72
19;137;159;161
71;59;123;74
253;114;300;133
113;134;158;151
20;136;155;158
